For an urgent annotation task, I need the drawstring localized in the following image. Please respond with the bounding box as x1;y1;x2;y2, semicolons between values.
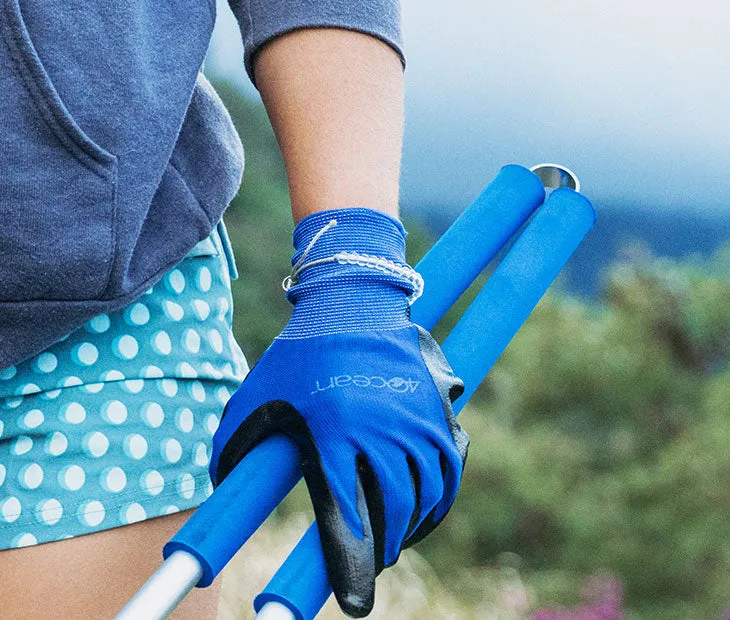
282;218;338;292
281;217;424;305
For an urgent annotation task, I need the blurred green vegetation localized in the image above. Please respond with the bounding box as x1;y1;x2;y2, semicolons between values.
213;79;730;619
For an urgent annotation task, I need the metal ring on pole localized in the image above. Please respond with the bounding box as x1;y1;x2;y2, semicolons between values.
530;163;581;194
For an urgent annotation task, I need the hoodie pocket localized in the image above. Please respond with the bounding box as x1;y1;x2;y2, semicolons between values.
0;0;118;302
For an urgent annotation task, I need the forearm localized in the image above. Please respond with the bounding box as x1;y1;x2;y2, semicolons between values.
253;28;404;222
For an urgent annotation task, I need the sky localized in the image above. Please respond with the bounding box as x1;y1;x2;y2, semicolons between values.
206;0;730;216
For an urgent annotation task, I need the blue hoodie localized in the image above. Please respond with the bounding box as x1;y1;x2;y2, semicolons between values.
0;0;404;370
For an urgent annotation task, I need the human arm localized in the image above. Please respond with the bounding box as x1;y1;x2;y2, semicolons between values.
254;27;404;222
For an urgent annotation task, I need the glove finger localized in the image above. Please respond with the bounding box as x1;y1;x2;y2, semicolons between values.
403;442;444;540
433;424;469;523
404;454;461;549
300;447;376;618
364;450;417;569
404;436;467;549
210;399;299;487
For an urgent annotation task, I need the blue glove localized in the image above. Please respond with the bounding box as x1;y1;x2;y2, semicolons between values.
209;208;468;618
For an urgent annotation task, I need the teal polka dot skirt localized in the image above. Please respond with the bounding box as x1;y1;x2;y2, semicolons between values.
0;220;248;549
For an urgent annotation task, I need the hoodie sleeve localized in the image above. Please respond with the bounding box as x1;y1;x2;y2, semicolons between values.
227;0;405;86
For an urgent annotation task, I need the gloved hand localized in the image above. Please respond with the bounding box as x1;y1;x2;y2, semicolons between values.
209;208;468;618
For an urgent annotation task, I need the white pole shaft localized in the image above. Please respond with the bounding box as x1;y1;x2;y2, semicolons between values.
114;550;204;620
255;601;298;620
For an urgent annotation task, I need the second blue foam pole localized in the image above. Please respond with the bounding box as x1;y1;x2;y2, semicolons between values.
410;164;545;330
254;187;596;620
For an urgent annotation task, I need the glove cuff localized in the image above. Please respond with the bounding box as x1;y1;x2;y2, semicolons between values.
279;208;420;339
291;207;407;264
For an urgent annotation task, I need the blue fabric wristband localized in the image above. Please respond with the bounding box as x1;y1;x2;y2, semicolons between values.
280;208;419;339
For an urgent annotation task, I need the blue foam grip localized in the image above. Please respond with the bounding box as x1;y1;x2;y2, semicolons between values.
163;434;301;587
447;187;596;403
410;164;545;331
254;187;596;619
254;524;326;620
162;165;546;588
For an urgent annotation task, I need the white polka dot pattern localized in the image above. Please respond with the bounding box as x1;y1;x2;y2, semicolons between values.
101;400;127;425
12;533;37;547
176;362;198;379
113;335;139;360
36;499;63;525
13;436;33;455
79;500;106;527
159;379;178;397
152;331;172;355
208;329;224;354
163;301;185;322
196;267;212;292
72;343;99;366
61;402;86;424
101;467;127;493
122;503;147;524
190;381;206;403
21;409;44;429
205;414;220;435
143;365;164;379
85;314;110;334
192;299;210;321
18;382;41;396
59;465;85;491
183;329;201;354
162;438;183;464
45;432;68;456
193;443;209;467
176;408;194;433
0;366;18;380
124;379;145;394
82;382;105;394
18;464;44;489
125;303;150;327
124;434;149;460
165;270;186;295
84;432;110;458
142;403;165;428
178;473;196;500
35;353;58;374
101;369;125;382
0;224;247;550
1;497;21;523
142;470;165;496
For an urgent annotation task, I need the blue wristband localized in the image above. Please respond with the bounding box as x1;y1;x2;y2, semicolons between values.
280;208;421;339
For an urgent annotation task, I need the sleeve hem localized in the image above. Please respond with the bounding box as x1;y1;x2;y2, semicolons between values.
228;0;405;87
245;24;405;87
